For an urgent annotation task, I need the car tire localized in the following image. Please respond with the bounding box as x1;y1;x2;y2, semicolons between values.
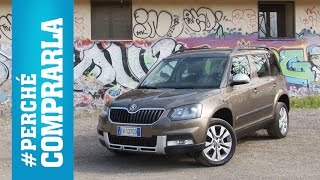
267;102;289;138
193;118;237;166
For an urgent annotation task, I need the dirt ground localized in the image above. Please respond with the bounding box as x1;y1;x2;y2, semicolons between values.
1;109;320;179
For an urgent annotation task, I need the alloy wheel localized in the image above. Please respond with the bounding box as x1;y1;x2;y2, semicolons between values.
203;125;232;162
279;107;288;135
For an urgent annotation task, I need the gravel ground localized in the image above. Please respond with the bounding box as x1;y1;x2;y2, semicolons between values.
1;109;320;180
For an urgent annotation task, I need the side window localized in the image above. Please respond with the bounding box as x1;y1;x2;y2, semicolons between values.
204;59;212;75
91;0;132;40
231;55;251;77
258;1;294;39
251;54;270;77
269;53;282;76
152;61;177;84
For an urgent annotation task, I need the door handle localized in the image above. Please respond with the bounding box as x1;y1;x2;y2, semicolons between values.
254;88;258;93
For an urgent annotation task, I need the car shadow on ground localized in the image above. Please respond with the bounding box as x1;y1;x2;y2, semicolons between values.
237;129;275;143
74;130;276;175
74;135;201;175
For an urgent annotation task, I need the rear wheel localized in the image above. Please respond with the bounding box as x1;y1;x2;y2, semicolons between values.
267;102;289;138
193;119;236;166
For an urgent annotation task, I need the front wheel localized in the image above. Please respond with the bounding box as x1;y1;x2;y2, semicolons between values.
193;119;237;166
267;102;289;138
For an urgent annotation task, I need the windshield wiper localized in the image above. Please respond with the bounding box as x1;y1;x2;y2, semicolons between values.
138;85;158;89
173;86;216;89
173;86;196;89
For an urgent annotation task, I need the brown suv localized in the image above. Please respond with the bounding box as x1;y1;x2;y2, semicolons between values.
97;45;290;166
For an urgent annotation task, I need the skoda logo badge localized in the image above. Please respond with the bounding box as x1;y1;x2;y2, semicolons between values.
129;104;137;111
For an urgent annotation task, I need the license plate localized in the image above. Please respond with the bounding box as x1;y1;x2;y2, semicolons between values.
117;126;141;137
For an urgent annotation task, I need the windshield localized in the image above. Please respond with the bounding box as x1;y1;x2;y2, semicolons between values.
139;56;228;89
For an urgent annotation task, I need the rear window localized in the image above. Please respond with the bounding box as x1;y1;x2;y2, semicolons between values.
269;53;282;76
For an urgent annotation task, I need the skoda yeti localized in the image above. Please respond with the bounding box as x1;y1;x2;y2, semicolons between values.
97;45;290;166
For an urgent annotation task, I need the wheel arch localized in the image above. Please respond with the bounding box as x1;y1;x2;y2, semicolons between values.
277;94;290;111
211;108;234;127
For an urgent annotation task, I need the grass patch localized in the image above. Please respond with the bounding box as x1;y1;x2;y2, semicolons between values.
290;96;320;109
74;108;100;118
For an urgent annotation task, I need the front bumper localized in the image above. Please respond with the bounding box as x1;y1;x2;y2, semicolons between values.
97;113;208;154
98;130;205;154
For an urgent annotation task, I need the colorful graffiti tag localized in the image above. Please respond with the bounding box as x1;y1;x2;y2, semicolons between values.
1;39;320;112
74;38;185;88
2;5;320;112
73;35;320;109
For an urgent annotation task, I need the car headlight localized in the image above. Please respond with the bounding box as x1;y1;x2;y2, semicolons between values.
100;105;109;118
169;104;202;120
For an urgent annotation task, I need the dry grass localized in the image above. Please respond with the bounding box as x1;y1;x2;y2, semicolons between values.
0;102;11;125
74;108;100;118
290;95;320;109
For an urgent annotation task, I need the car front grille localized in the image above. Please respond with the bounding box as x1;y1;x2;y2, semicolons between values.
109;108;164;124
108;134;157;147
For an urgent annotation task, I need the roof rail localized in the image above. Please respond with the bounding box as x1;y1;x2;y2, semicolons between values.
232;45;271;53
172;46;210;54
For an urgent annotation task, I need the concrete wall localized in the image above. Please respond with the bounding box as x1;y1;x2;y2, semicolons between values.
296;0;320;35
73;0;320;111
1;0;320;114
0;0;12;43
74;0;91;39
132;0;258;40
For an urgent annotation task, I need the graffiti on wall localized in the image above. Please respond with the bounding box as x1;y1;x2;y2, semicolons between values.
133;8;257;39
0;39;319;112
1;37;319;112
74;11;89;39
73;35;320;109
307;44;320;81
73;38;185;108
74;38;185;87
0;42;11;115
0;14;12;41
1;5;320;111
0;43;11;90
182;8;225;38
298;5;320;36
133;9;184;39
225;9;257;34
0;52;10;85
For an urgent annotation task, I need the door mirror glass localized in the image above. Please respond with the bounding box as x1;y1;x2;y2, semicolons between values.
231;74;250;85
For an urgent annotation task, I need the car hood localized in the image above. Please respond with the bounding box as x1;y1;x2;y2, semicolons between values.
111;88;221;109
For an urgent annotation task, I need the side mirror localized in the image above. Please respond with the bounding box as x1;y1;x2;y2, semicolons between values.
231;74;250;85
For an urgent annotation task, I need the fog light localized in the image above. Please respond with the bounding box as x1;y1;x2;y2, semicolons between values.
167;139;194;146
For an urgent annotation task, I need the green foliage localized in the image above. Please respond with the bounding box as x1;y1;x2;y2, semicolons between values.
290;96;320;109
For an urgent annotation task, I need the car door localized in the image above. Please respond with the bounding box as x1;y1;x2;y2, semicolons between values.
228;55;260;130
247;53;276;123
